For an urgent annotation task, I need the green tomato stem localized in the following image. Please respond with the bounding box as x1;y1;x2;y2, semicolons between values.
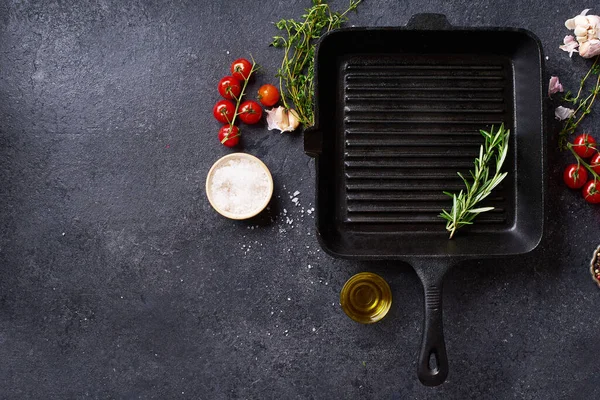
567;142;600;181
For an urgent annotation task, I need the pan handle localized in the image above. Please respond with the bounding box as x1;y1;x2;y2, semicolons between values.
406;14;452;30
413;260;452;386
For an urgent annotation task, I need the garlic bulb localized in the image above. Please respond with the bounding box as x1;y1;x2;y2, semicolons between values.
563;9;600;58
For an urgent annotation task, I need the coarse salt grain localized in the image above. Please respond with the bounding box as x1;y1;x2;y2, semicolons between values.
210;157;270;215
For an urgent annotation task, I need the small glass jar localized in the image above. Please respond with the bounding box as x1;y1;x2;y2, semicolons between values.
340;272;392;324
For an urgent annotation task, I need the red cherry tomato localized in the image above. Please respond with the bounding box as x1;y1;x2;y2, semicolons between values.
572;134;597;158
218;76;242;100
563;164;588;189
582;180;600;203
257;84;280;107
238;100;263;124
231;58;253;81
213;100;235;124
218;125;240;147
590;153;600;174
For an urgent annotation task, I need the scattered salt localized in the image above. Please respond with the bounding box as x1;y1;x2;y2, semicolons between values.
293;190;300;196
210;157;270;215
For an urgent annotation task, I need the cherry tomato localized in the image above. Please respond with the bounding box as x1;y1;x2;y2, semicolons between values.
231;58;253;81
238;100;263;124
213;100;235;124
218;125;240;147
218;76;242;100
257;84;280;107
572;134;597;158
563;164;588;189
582;180;600;203
590;153;600;174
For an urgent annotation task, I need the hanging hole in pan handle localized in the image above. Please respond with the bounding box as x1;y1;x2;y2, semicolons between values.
414;260;452;386
419;304;448;385
304;126;322;158
406;14;452;30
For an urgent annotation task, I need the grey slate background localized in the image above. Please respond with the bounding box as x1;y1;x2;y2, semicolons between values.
1;0;599;398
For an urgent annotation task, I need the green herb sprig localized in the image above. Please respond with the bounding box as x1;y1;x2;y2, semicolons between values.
271;0;361;128
559;55;600;149
440;125;510;239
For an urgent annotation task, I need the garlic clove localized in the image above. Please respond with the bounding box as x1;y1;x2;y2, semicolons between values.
580;39;600;58
574;25;588;37
265;106;289;131
560;35;579;57
548;76;564;97
588;15;600;27
265;106;300;133
285;109;300;132
565;18;576;29
574;15;590;28
555;106;575;121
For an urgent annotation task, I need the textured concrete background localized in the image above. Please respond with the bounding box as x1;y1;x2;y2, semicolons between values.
1;0;599;398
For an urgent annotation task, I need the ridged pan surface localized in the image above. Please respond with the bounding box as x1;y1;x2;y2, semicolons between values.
342;55;514;231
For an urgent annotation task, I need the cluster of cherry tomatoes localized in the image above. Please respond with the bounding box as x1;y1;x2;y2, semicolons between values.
212;58;280;147
563;133;600;203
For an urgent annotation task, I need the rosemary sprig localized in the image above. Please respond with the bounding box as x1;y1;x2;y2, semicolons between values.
440;125;510;239
558;55;600;149
271;0;361;128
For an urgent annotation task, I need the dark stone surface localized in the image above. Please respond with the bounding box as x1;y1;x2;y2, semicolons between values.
1;0;599;398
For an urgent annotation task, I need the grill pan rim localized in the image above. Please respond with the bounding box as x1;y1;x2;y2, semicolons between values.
308;20;546;260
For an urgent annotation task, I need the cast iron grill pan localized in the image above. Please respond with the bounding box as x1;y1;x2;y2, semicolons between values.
305;14;545;386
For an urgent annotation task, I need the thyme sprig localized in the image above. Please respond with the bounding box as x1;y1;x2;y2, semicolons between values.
558;55;600;149
440;125;510;239
271;0;361;128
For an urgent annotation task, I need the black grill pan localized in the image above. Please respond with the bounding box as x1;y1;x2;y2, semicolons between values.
304;14;545;386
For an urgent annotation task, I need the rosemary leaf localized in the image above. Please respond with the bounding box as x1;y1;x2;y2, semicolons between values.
439;124;510;239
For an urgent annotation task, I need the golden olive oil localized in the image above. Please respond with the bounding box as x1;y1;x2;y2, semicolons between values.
340;272;392;324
